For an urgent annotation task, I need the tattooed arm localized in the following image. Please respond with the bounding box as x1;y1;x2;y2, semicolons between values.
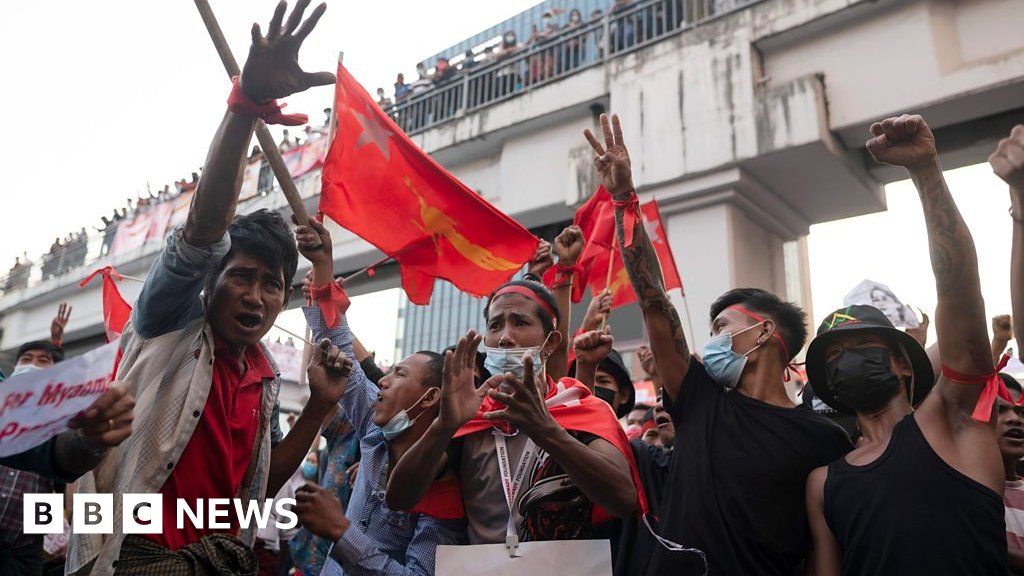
583;114;691;401
867;115;994;431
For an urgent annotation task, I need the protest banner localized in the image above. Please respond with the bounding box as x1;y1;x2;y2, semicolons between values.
0;341;118;458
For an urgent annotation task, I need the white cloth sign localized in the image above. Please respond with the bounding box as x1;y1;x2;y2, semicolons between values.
435;540;613;576
0;341;118;458
843;279;920;329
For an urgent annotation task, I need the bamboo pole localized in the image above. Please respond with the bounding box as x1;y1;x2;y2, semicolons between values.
193;0;312;224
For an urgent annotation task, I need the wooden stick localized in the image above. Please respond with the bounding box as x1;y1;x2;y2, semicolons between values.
193;0;312;224
343;256;393;283
273;323;317;347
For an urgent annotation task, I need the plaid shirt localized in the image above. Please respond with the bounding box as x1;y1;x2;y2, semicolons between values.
302;306;467;576
67;228;283;576
0;465;58;546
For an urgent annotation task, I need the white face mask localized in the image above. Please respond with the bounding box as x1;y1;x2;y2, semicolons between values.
11;363;44;377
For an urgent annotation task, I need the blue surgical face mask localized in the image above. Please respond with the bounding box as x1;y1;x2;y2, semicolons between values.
701;322;765;389
301;462;318;480
11;363;44;377
381;389;435;441
483;346;541;381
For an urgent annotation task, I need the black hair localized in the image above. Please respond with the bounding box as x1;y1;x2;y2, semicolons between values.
414;350;445;389
208;209;298;294
631;403;654;413
710;288;808;361
483;280;559;334
1001;373;1023;397
16;340;64;364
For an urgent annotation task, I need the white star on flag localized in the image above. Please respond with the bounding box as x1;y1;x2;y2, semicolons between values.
353;104;394;160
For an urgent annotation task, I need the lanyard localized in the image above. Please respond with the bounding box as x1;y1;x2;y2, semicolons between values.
493;430;537;557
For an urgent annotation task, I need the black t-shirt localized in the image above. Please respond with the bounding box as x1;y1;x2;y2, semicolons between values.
647;358;852;576
613;440;672;576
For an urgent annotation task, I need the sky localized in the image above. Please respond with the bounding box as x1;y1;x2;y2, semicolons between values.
0;1;1016;363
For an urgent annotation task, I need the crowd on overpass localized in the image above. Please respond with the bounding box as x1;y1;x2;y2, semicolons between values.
4;2;1024;576
375;0;747;133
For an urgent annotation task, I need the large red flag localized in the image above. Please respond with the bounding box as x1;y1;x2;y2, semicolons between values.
320;64;538;304
80;266;132;341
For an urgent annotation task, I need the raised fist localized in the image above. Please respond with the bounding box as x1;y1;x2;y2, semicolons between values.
866;114;937;171
989;125;1024;194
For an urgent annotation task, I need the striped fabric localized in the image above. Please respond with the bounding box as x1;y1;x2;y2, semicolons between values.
1006;480;1024;550
301;306;467;576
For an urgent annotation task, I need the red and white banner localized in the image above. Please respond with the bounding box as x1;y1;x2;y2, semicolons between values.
283;137;329;179
239;160;263;202
0;341;118;458
167;190;194;230
109;201;174;256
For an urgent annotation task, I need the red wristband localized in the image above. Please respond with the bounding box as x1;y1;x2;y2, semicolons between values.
941;364;1013;422
311;281;351;329
227;76;308;126
612;193;641;248
550;262;578;289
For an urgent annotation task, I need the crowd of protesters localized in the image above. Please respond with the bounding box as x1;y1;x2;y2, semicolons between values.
376;0;731;132
5;2;1024;576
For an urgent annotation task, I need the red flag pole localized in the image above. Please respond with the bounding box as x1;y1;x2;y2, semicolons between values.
192;0;312;225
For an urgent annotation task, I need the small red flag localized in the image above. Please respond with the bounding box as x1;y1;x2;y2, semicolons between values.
320;64;538;304
572;194;684;309
80;266;132;341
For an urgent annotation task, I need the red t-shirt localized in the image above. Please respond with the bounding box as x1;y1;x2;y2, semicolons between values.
143;336;273;550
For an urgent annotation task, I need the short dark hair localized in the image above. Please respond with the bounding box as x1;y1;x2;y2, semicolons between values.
415;350;445;388
483;280;559;334
1001;373;1022;397
209;210;298;293
16;340;64;363
710;288;808;361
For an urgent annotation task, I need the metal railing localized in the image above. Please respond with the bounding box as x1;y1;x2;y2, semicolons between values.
390;0;757;135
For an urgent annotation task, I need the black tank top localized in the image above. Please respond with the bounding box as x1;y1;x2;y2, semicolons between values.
824;414;1007;575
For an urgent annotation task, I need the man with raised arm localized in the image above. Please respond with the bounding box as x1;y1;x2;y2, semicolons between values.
386;275;641;550
804;114;1008;575
67;3;345;574
582;113;851;575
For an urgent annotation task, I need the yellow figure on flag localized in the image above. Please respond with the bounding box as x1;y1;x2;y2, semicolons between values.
608;268;630;297
405;176;521;272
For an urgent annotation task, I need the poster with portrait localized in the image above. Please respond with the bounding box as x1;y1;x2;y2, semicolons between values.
843;279;920;329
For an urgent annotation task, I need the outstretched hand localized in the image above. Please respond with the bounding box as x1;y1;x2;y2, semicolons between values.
482;353;557;437
437;330;485;432
584;113;633;199
866;114;937;171
240;0;337;103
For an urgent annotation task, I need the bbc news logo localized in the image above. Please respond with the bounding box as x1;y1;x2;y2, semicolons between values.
23;494;297;534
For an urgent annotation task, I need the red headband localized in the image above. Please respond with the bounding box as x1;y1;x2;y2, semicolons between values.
491;285;558;321
726;305;790;359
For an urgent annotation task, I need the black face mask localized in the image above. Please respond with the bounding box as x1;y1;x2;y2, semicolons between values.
827;347;903;413
594;386;616;408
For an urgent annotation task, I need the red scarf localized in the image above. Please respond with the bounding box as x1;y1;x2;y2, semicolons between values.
455;376;649;515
